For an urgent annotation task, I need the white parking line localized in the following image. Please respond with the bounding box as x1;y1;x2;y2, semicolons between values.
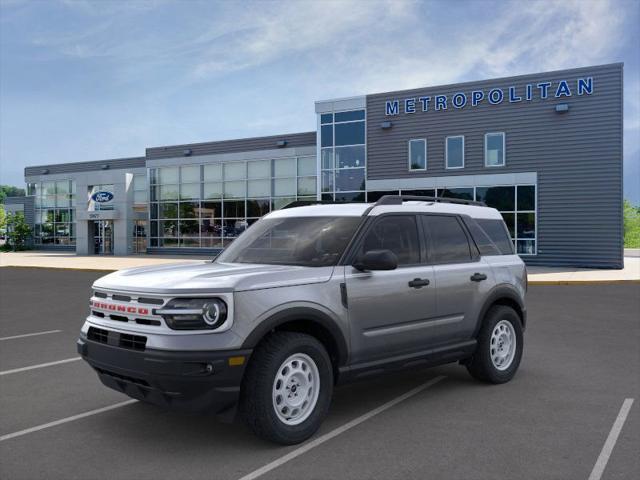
0;399;138;442
237;375;446;480
0;329;62;341
0;357;81;376
588;398;635;480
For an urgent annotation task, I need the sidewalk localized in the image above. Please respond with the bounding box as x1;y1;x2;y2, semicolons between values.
1;251;639;285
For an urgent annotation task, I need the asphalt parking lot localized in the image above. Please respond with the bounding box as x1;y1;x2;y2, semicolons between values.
0;267;638;480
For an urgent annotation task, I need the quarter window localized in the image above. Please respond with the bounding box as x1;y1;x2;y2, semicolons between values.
409;139;427;170
359;216;420;265
423;215;472;264
446;136;464;169
485;132;505;167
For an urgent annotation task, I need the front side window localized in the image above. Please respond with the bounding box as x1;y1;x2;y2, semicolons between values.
359;215;420;265
409;139;427;170
423;215;472;264
485;132;505;167
216;216;361;267
446;136;464;169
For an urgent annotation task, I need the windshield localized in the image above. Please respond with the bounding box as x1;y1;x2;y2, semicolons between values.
215;216;362;267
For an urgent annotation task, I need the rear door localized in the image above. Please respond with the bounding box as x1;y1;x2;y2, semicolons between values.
421;214;495;343
344;214;437;363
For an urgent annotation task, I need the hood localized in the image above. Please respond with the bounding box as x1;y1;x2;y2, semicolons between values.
92;261;335;294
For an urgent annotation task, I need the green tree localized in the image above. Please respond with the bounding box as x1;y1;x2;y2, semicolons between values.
0;205;6;231
0;185;26;204
623;199;640;248
6;212;31;251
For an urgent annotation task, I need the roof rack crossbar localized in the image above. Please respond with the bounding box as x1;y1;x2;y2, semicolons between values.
373;195;486;207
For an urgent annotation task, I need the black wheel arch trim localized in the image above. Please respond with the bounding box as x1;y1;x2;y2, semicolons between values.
241;307;349;367
474;284;527;337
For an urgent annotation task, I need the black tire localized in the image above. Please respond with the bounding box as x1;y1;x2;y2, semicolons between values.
466;305;523;384
240;331;333;445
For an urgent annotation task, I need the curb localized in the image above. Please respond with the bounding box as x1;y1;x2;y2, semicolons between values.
0;265;115;273
528;279;640;285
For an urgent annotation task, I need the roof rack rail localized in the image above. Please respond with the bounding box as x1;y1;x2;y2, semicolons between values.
375;195;484;206
282;200;337;209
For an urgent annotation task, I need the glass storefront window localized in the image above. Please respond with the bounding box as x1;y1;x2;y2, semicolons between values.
298;156;316;176
181;165;201;183
248;179;271;197
248;160;271;179
158;167;179;184
335;169;365;192
409;139;427;170
150;156;317;249
297;177;317;195
274;158;296;177
476;186;515;211
335;146;365;169
32;179;76;247
224;162;246;181
180;183;200;200
204;182;223;199
204;164;222;181
159;185;179;200
273;177;296;196
224;181;246;198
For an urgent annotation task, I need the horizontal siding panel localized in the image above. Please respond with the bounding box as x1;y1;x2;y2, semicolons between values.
25;157;145;176
146;132;316;159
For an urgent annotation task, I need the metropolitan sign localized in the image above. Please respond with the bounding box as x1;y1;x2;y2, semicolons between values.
384;77;594;115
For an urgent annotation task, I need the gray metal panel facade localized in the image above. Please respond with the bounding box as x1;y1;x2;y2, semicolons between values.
146;132;317;160
24;157;145;177
366;63;623;268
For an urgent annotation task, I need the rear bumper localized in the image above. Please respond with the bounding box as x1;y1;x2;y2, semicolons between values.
77;335;251;414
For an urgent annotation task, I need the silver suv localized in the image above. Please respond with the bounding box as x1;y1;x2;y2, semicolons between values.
78;195;527;444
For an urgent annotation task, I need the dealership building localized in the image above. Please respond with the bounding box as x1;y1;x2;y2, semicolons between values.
14;63;623;268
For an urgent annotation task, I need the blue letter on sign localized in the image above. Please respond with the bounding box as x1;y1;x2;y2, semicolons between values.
525;84;533;101
435;95;447;111
419;96;431;111
537;82;551;99
509;86;522;102
405;98;416;113
555;80;572;97
488;88;504;104
577;77;593;95
385;100;399;116
471;90;484;106
452;93;467;108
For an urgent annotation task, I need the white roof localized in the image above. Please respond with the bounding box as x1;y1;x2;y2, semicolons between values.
266;201;503;220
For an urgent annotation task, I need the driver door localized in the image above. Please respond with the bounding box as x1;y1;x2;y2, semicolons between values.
344;214;437;363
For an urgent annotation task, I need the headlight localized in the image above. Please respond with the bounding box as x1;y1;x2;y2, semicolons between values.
156;298;228;330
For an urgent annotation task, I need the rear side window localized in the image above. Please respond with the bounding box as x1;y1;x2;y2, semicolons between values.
359;215;420;265
476;219;514;255
423;215;472;264
462;218;501;256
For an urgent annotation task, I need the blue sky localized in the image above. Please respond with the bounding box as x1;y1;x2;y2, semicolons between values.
1;0;639;203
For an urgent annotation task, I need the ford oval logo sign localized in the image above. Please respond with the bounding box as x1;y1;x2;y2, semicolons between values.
91;191;114;203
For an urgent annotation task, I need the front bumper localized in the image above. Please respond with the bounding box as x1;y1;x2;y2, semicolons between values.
77;334;252;414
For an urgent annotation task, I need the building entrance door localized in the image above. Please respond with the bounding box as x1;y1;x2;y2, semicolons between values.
93;220;114;255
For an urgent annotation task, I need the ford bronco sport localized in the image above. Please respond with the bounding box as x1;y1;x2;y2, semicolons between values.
78;195;527;444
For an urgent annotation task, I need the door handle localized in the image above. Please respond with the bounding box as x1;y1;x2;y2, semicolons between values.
470;273;487;282
408;278;430;288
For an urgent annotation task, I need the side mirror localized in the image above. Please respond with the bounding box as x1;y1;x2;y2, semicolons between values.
353;249;398;271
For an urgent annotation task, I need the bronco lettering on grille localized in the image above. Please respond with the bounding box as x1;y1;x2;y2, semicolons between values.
89;300;149;315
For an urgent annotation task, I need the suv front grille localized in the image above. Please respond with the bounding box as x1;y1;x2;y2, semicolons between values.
90;291;166;328
87;326;147;351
